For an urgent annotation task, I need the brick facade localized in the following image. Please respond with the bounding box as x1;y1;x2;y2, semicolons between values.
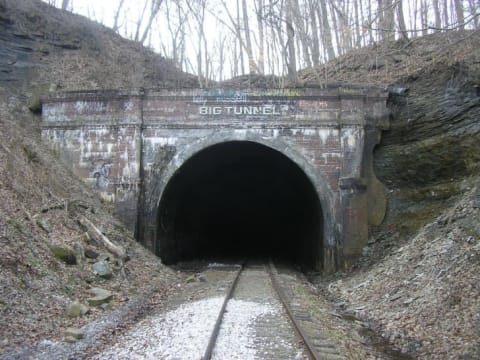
41;86;389;271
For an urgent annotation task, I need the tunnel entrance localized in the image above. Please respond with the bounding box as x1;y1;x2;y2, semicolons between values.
157;141;323;269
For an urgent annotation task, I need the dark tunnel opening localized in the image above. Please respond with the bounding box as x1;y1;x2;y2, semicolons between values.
157;141;323;270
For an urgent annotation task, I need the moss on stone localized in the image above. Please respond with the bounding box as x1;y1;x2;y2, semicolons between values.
397;181;463;202
49;244;77;265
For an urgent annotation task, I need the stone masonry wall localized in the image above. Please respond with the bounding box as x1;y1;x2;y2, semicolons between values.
41;86;389;271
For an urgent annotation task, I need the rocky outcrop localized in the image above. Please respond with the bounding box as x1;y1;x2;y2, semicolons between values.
373;53;480;238
0;0;198;99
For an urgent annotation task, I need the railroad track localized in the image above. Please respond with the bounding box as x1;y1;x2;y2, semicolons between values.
202;260;346;360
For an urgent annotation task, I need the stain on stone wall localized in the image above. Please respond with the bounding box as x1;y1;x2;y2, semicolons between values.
41;86;389;271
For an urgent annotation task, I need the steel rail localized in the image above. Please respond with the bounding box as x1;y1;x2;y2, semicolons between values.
268;259;321;360
202;262;244;360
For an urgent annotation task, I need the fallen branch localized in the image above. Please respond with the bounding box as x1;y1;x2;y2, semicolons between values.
41;203;65;213
40;198;90;214
77;215;128;261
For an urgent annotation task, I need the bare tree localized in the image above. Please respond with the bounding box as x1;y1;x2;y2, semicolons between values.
139;0;164;44
132;0;164;44
377;0;395;40
215;0;259;75
454;0;465;29
113;0;126;32
237;0;245;75
242;0;258;74
285;0;297;83
442;0;449;29
61;0;69;10
396;0;409;40
292;0;311;68
308;0;320;66
254;0;265;74
186;0;209;87
470;0;480;28
163;0;188;69
421;0;428;35
319;0;335;61
432;0;442;31
134;0;149;42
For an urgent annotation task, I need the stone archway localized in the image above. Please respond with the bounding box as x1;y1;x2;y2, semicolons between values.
155;134;336;270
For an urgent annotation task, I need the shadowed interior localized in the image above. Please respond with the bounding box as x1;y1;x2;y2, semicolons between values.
157;141;323;269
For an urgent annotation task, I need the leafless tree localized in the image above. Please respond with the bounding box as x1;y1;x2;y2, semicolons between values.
454;0;465;30
242;0;258;74
162;1;188;70
396;0;408;40
285;0;297;82
186;0;209;87
47;0;480;81
61;0;69;10
254;0;266;74
113;0;126;32
432;0;442;31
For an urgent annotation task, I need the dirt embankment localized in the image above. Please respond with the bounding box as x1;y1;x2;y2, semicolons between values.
301;31;480;358
0;0;196;354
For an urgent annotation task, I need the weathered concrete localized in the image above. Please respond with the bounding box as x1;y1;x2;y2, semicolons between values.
41;86;389;271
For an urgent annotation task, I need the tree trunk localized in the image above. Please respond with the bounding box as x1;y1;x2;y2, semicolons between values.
292;0;311;68
61;0;69;10
378;0;384;40
273;1;287;76
454;0;465;29
396;0;409;40
443;0;449;28
309;0;320;66
242;0;257;74
469;0;479;28
329;1;342;55
139;0;164;44
353;0;361;48
380;0;395;41
255;0;265;74
113;0;126;32
285;0;297;83
367;0;375;42
134;0;149;42
237;0;245;75
319;0;335;61
432;0;442;31
421;0;428;36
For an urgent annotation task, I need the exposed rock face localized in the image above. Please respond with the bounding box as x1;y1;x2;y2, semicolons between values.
375;59;480;237
295;30;480;240
0;0;198;99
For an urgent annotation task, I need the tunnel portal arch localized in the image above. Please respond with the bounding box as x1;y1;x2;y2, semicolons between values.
156;135;335;270
42;87;390;272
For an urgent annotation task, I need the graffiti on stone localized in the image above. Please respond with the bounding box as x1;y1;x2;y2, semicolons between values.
91;160;112;188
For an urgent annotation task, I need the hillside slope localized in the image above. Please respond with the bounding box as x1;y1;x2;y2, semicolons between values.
300;31;480;358
0;0;195;353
